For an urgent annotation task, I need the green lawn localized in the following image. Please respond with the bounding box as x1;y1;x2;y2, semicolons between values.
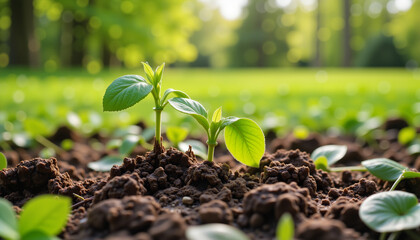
1;68;419;139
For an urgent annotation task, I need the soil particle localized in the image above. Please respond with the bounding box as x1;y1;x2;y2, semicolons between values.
185;161;230;190
325;197;367;232
149;213;187;240
344;178;377;197
146;167;167;193
296;218;364;240
182;196;194;205
199;200;233;224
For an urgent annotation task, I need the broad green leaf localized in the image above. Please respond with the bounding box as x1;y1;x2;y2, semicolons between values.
276;213;294;240
220;117;240;130
0;198;19;240
166;127;188;146
398;127;416;145
186;224;250;240
314;156;328;171
161;89;190;104
359;191;420;232
103;75;152;111
88;156;123;172
212;107;222;123
169;98;209;130
19;195;71;237
142;62;155;85
311;145;347;166
154;63;165;85
179;140;208;159
22;231;60;240
362;158;407;181
119;135;139;155
224;118;265;168
0;152;7;170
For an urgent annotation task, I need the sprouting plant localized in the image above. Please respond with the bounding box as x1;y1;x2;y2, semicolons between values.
186;223;250;240
0;194;71;240
102;62;189;150
166;126;189;148
0;152;7;170
166;126;208;159
168;98;265;167
359;191;420;240
311;145;349;171
276;213;294;240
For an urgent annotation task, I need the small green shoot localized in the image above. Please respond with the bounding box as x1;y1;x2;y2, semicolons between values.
0;152;7;170
0;195;71;240
398;127;416;145
166;126;188;148
276;213;294;240
359;191;420;233
103;62;189;149
169;98;265;168
311;145;347;171
186;224;250;240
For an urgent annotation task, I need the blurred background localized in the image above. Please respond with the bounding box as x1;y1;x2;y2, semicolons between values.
0;0;420;156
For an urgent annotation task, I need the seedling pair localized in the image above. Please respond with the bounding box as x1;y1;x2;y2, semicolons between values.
0;195;71;240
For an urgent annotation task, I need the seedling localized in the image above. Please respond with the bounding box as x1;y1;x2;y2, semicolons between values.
0;152;6;170
186;224;250;240
103;62;189;150
169;98;265;167
166;126;189;148
276;213;294;240
311;145;348;171
0;194;71;240
359;191;420;240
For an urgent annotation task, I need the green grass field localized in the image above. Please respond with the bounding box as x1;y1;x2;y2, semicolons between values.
1;68;420;140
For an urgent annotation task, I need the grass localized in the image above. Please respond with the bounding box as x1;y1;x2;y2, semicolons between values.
1;67;419;139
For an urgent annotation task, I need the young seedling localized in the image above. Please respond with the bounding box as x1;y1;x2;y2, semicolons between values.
186;223;250;240
0;194;71;240
169;98;265;168
0;152;6;170
103;62;189;152
276;213;294;240
311;145;349;171
166;126;208;159
359;191;420;240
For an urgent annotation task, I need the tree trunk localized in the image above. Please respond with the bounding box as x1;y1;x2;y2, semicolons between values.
342;0;351;67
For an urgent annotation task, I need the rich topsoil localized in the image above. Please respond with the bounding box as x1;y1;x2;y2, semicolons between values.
1;118;420;240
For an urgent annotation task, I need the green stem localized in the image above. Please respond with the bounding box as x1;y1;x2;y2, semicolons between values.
380;233;387;240
329;166;367;172
387;232;400;240
154;109;162;146
390;172;405;191
35;135;65;155
207;143;217;162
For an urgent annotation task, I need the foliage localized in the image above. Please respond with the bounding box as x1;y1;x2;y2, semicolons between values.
311;145;347;171
166;126;188;148
0;152;6;170
186;224;250;240
398;127;417;146
276;213;294;240
0;195;71;240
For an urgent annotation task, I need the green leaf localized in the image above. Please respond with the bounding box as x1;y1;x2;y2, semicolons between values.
224;118;265;168
311;145;347;166
398;127;417;145
168;98;209;130
407;143;420;155
19;195;71;237
119;135;139;155
154;63;165;85
186;224;250;240
212;107;222;123
103;75;152;112
179;140;208;159
22;231;60;240
166;127;188;146
161;89;190;104
314;156;329;171
362;158;407;181
0;198;19;240
220;117;240;130
142;62;155;85
88;156;123;172
359;191;420;232
402;170;420;179
276;213;294;240
0;152;7;170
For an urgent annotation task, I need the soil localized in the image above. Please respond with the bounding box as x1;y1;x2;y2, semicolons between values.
1;118;420;240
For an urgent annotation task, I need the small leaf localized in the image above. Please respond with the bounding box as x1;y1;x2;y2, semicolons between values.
142;62;155;85
186;224;250;240
224;118;265;168
22;231;60;240
154;63;165;85
0;198;18;240
0;152;7;170
119;135;139;155
19;195;71;237
311;145;347;166
161;89;190;104
212;107;222;123
220;117;240;130
179;140;207;159
359;191;420;232
169;98;209;130
88;156;123;172
362;158;407;181
166;127;188;146
103;75;152;112
276;213;294;240
314;156;329;171
398;127;417;145
402;170;420;179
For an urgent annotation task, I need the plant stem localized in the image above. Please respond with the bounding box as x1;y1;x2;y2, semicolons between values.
390;172;405;191
35;135;65;155
207;143;217;162
387;232;400;240
380;232;387;240
329;166;367;172
154;109;162;146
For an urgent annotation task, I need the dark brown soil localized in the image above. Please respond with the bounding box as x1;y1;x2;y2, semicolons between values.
1;124;420;240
